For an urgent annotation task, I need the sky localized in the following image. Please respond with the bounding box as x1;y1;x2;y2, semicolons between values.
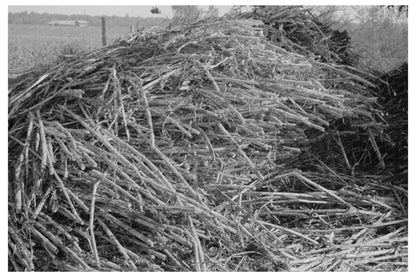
8;5;233;18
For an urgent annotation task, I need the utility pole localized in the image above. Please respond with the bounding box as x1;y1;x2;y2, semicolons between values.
101;16;107;46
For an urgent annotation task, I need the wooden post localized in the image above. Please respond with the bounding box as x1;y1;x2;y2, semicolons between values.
130;25;135;33
101;16;106;46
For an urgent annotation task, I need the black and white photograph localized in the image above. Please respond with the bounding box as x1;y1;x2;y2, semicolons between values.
7;1;409;272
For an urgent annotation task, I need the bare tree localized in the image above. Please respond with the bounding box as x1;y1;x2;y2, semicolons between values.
204;6;219;18
171;6;203;26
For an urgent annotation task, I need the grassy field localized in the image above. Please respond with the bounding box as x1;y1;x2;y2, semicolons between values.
8;24;133;74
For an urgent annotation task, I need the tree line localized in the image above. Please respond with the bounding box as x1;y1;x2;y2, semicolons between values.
8;11;167;28
9;6;223;28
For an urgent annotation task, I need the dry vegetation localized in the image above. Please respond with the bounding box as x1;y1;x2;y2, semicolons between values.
8;6;407;272
312;6;408;74
8;24;132;75
348;8;407;73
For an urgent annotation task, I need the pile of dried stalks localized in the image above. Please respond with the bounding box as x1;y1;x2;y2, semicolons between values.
240;6;359;66
8;18;407;271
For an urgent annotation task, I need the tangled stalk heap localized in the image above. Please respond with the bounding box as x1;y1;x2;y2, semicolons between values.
8;18;407;271
239;6;359;66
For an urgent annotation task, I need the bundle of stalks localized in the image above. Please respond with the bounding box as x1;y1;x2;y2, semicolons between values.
239;6;359;66
8;18;406;271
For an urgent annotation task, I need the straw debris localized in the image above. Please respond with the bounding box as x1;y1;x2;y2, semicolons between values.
8;15;406;271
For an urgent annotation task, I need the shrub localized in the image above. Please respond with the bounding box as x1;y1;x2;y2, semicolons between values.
317;6;408;74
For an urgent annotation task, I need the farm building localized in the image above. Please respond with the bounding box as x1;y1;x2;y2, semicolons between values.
48;20;88;27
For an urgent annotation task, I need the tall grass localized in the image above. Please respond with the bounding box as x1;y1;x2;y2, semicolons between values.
8;24;132;74
8;36;88;74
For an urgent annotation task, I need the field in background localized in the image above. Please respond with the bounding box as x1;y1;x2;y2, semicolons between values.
8;24;133;74
9;7;408;76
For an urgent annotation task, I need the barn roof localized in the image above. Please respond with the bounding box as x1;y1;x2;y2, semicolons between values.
48;20;88;25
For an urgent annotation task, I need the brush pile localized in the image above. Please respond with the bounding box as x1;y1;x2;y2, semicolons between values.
8;17;407;271
240;6;358;66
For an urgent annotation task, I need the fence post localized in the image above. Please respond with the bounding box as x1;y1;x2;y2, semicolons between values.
101;16;106;46
130;25;135;33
